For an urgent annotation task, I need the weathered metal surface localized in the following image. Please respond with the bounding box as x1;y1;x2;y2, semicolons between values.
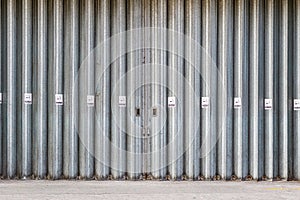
0;0;299;181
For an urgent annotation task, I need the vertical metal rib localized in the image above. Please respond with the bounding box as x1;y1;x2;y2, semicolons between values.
127;0;143;179
32;0;37;178
249;0;261;180
264;0;274;180
6;0;17;178
0;0;2;176
288;0;294;180
201;0;217;180
48;0;54;179
142;0;151;177
258;0;265;180
1;0;8;177
33;0;48;178
63;0;79;179
1;0;9;178
48;0;63;179
95;0;111;179
111;0;127;179
79;0;95;179
184;0;201;180
295;0;300;180
217;0;233;180
273;0;280;179
16;0;22;178
278;0;289;180
201;0;211;179
21;0;33;178
233;0;249;180
150;0;167;179
168;0;184;180
210;0;218;181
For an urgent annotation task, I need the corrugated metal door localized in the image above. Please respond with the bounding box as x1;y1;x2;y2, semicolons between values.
0;0;300;181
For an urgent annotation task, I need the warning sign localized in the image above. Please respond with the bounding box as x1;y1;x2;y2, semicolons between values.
24;93;32;105
55;94;64;106
295;99;300;111
87;95;95;107
119;96;127;107
201;97;210;109
264;99;273;110
234;97;242;109
168;97;176;108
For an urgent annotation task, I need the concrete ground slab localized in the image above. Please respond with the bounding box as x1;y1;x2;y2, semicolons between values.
0;181;300;200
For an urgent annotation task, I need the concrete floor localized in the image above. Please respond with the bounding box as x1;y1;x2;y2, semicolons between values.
0;180;300;200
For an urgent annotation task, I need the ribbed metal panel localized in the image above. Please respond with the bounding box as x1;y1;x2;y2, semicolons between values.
111;0;127;179
150;0;167;179
0;0;300;181
63;0;79;180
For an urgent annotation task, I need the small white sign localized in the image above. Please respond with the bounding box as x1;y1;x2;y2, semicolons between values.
55;94;64;106
295;99;300;111
24;93;32;105
0;93;2;104
119;96;127;107
87;95;95;107
265;99;273;110
201;97;210;108
234;97;242;109
168;97;176;108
